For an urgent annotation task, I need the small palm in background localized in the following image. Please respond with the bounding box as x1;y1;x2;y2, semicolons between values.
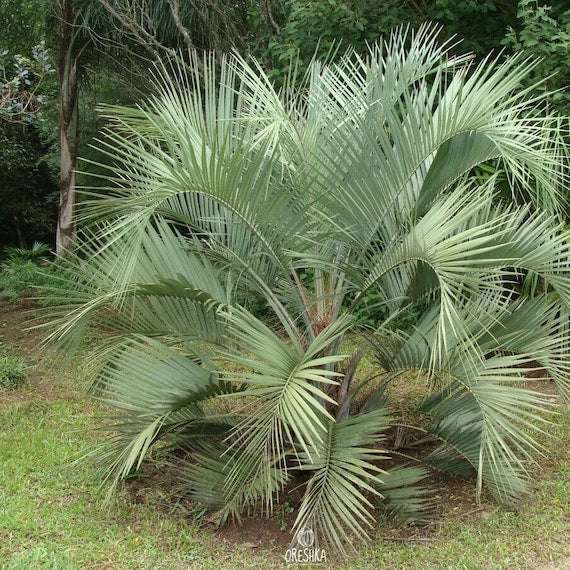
0;241;51;299
43;24;570;553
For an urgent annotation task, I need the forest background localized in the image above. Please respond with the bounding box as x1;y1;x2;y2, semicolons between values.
0;0;568;253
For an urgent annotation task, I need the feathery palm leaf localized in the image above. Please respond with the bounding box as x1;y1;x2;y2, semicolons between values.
293;409;392;553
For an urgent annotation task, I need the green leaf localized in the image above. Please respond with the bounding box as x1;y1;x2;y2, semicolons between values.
293;409;392;553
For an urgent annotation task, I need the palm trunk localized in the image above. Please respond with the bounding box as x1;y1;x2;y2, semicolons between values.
56;0;79;254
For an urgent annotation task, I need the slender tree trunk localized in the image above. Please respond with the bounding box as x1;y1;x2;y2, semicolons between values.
56;0;79;254
13;214;25;248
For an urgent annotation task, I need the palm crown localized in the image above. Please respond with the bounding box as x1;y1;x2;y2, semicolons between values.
44;24;570;553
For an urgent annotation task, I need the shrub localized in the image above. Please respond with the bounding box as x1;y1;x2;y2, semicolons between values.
43;25;569;553
0;242;52;299
0;354;27;389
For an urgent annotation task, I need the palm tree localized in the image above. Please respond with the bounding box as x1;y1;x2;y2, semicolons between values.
44;24;570;552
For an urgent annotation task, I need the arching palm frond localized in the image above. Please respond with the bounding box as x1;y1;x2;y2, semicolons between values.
92;335;229;490
420;353;553;504
293;409;392;554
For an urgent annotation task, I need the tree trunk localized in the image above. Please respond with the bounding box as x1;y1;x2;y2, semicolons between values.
56;0;79;254
13;214;25;248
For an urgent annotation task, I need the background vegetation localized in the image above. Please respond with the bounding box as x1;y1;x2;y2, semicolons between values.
1;0;569;250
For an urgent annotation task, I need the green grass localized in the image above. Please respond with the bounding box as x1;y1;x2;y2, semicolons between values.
0;399;222;569
0;344;568;569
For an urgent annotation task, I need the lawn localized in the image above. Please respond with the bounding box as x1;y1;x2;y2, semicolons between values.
0;299;568;569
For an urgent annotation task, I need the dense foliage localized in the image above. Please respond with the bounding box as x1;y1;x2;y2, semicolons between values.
0;122;58;248
0;0;58;249
503;0;570;116
44;26;569;552
251;0;521;83
1;0;569;251
0;44;53;124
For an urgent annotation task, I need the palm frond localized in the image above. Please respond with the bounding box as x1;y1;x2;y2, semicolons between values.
92;335;228;488
221;310;349;470
40;221;229;352
293;409;391;553
377;465;432;522
178;442;289;525
420;352;554;504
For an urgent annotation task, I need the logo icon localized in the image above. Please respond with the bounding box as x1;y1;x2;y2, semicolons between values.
284;526;326;563
296;527;315;548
